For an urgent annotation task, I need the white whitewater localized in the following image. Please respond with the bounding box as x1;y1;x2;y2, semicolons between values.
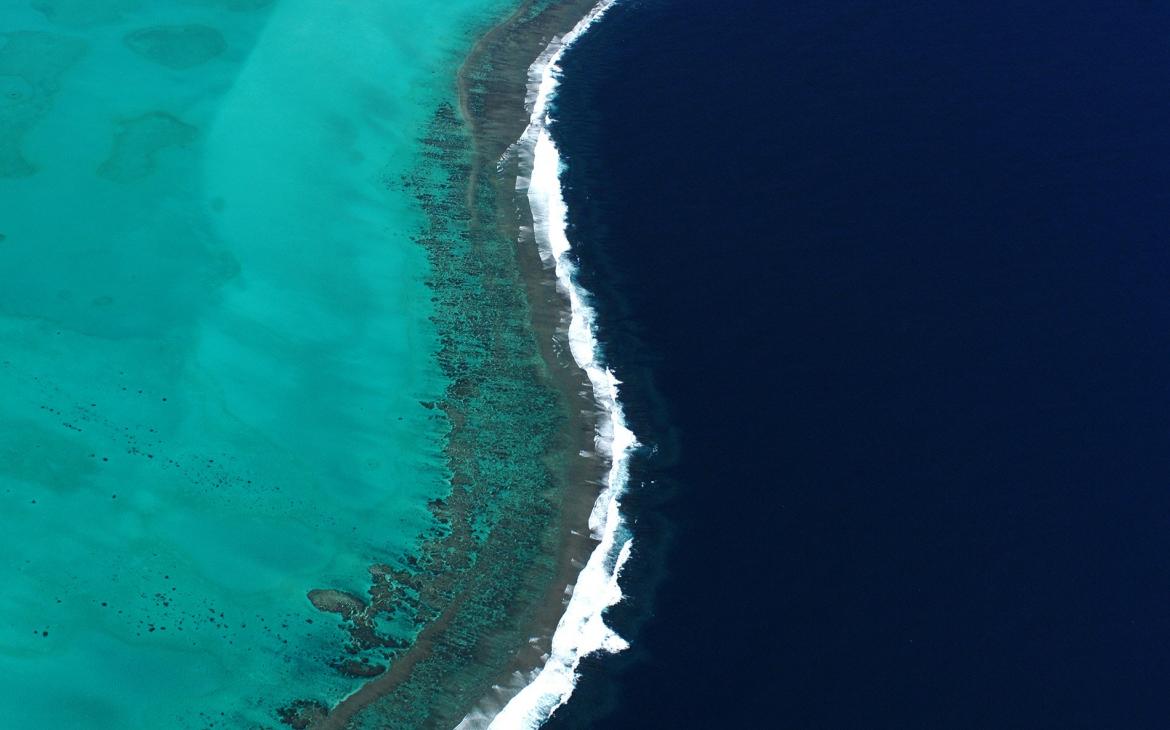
456;1;635;727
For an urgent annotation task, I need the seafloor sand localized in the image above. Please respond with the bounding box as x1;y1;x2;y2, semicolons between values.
0;0;608;727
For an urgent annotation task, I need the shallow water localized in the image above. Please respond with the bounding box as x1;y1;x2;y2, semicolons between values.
0;0;515;725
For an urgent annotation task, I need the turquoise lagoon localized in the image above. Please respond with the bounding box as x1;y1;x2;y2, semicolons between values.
0;0;522;726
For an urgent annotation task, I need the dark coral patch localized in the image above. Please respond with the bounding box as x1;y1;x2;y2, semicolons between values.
306;589;365;619
276;699;328;730
331;658;386;678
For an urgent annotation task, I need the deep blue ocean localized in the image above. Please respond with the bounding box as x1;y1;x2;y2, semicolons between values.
547;1;1170;727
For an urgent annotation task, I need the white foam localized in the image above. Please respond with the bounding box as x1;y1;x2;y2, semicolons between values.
455;1;634;728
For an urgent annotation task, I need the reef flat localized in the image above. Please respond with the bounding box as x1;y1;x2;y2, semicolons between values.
309;0;620;727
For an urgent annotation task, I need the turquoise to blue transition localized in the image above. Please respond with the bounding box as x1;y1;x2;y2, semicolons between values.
0;0;521;726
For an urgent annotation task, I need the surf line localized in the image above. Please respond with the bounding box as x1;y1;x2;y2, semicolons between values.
465;0;636;727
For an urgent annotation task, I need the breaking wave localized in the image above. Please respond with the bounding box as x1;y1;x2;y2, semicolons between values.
456;1;635;727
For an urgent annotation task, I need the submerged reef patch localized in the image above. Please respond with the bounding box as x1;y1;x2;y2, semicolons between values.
98;111;198;182
124;25;226;70
31;0;140;27
276;699;329;730
0;31;87;177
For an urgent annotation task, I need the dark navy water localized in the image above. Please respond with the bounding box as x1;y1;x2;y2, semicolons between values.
548;1;1170;727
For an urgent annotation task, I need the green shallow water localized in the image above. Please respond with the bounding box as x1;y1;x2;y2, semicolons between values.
0;0;521;726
